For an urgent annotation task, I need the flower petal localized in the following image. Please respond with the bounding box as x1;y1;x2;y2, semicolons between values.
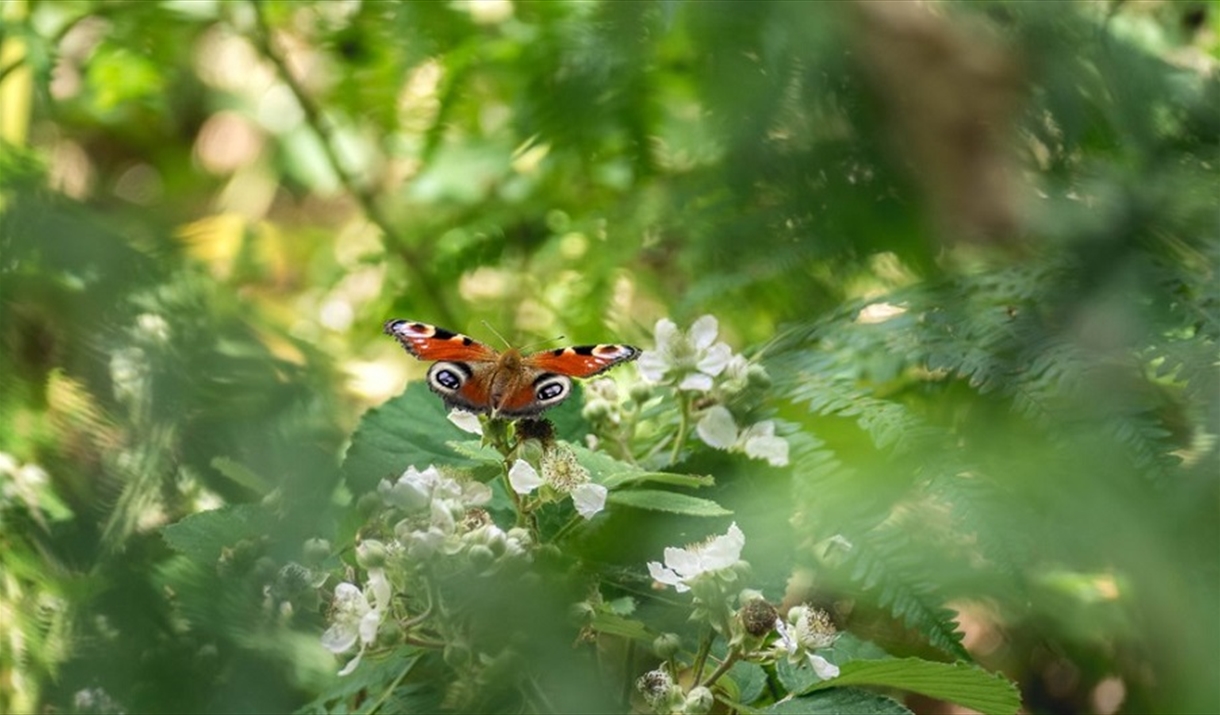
321;622;359;654
447;409;483;435
367;568;391;611
653;318;679;349
662;545;702;579
696;342;733;377
337;648;364;676
700;522;745;569
689;315;719;350
696;406;738;450
677;372;714;392
637;350;670;383
808;653;840;680
508;459;544;495
744;433;790;467
647;561;690;592
571;483;607;519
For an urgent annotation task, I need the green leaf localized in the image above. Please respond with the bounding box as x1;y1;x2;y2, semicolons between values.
725;660;768;706
606;489;732;516
588;612;653;642
211;456;273;494
807;659;1021;715
762;689;912;714
343;383;482;494
601;470;716;490
161;504;271;564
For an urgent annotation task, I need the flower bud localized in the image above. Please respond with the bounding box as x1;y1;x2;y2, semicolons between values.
652;632;682;659
467;544;496;570
683;686;715;714
356;491;384;517
746;364;772;390
629;383;653;404
355;540;388;569
582;399;612;422
302;538;331;565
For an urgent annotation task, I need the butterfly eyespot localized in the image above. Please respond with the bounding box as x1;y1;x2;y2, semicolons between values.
435;369;462;390
534;375;571;405
427;361;470;396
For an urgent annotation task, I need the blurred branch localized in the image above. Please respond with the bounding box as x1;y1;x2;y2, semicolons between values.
247;1;457;326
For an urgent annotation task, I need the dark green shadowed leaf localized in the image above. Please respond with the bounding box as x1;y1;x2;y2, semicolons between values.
343;382;483;494
760;688;912;715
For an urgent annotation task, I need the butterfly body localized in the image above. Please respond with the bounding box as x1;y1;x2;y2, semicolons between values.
385;319;639;418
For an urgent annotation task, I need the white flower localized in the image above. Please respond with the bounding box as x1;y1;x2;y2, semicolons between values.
773;607;840;681
647;522;745;593
447;409;483;435
508;459;544;495
739;421;789;467
571;483;607;519
638;315;734;392
321;568;391;676
379;465;442;511
696;405;738;450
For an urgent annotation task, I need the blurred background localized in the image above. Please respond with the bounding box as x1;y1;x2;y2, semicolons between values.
1;1;1217;713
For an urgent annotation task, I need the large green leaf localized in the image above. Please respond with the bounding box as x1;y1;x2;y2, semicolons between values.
760;688;912;714
161;503;272;564
343;383;482;494
606;489;731;516
806;659;1021;715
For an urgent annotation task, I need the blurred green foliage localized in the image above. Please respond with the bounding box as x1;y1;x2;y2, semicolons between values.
1;0;1217;713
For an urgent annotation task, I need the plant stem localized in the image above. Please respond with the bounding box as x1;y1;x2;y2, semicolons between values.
668;391;691;465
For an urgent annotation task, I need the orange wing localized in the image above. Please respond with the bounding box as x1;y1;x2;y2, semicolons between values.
524;344;640;378
384;320;499;363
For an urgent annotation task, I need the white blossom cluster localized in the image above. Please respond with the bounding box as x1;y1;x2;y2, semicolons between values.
321;464;532;674
638;316;789;466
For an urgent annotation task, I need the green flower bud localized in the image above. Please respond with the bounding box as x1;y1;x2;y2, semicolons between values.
652;632;682;659
302;538;331;565
683;686;715;714
468;544;496;570
355;540;388;569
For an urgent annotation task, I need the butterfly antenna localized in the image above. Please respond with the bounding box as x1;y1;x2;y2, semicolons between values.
481;320;513;349
520;334;566;351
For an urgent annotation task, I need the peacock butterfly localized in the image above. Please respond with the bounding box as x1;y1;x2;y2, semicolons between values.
384;319;640;418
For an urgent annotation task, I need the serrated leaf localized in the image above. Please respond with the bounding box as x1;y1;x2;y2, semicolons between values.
725;661;768;706
763;689;912;714
343;383;482;494
807;659;1020;715
602;470;716;490
447;439;502;463
295;649;423;714
161;503;271;564
606;489;732;516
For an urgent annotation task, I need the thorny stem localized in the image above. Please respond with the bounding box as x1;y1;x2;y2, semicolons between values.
697;647;741;689
690;628;713;684
246;1;457;327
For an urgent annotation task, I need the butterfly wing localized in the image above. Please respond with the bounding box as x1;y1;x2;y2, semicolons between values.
384;319;500;413
523;344;641;378
384;319;498;362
